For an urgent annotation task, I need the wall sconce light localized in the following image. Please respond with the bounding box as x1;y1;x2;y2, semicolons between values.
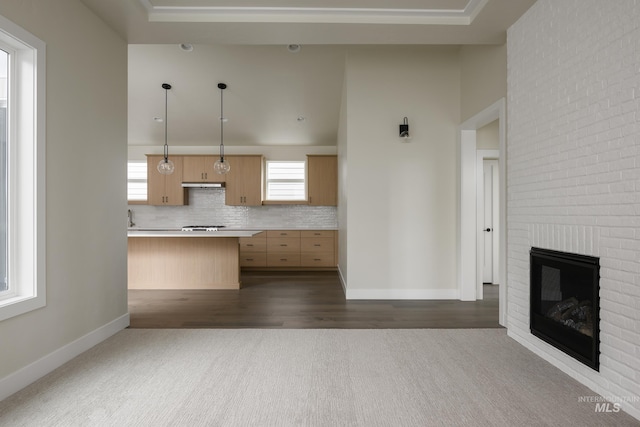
399;117;411;142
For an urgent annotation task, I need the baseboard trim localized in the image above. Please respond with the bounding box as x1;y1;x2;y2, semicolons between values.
346;288;460;300
0;313;130;402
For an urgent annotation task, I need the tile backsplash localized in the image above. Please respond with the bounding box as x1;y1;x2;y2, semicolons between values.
129;189;337;229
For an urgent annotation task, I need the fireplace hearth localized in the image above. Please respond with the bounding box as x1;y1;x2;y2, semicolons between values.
530;247;600;370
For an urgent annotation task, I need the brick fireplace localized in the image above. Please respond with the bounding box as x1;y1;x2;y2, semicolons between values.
506;0;639;419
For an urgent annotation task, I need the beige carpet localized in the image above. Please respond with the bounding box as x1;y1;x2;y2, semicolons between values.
0;329;637;426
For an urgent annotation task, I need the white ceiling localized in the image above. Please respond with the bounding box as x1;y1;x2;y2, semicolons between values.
81;0;537;147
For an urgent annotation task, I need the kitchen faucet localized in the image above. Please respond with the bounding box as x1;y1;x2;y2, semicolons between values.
127;209;135;228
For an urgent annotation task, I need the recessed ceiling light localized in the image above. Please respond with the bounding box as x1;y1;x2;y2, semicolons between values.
297;116;306;122
153;117;163;122
179;43;194;52
287;44;301;53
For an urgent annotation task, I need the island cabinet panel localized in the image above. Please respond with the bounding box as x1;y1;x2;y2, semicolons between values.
225;155;263;206
128;237;240;289
182;155;225;183
307;155;337;206
239;231;267;267
147;155;187;206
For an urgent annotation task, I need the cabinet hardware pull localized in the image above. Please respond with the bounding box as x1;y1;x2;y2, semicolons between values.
247;244;254;247
314;244;321;247
314;259;321;261
280;244;287;247
314;233;321;235
280;258;287;261
246;258;253;261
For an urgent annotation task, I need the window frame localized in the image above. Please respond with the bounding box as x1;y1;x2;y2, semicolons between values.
127;160;148;204
0;14;46;321
264;160;307;202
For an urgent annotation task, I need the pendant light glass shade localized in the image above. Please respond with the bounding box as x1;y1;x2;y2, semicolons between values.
157;83;175;175
213;158;230;174
157;158;175;174
215;83;230;175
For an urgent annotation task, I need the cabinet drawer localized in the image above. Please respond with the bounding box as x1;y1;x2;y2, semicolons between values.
300;230;334;238
239;239;266;252
267;253;301;267
300;237;334;252
300;253;335;267
267;230;301;238
267;238;300;252
240;253;267;267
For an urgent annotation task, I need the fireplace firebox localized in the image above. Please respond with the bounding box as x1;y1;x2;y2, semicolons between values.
530;247;600;370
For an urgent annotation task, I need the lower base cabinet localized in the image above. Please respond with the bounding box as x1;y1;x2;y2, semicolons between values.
239;230;337;269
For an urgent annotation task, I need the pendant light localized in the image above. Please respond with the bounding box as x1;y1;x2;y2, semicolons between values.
213;83;231;175
157;83;175;175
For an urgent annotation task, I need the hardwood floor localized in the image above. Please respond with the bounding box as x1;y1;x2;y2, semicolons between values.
128;271;501;329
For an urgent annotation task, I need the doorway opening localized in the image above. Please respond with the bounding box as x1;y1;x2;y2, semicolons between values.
458;98;506;326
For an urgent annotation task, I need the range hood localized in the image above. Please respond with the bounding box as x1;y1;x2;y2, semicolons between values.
181;182;225;188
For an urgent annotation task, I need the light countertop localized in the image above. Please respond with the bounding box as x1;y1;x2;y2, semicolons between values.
127;229;262;238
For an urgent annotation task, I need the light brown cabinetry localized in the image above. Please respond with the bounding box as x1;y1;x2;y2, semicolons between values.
146;155;187;206
182;156;225;183
240;229;337;270
307;155;337;206
267;230;301;267
225;155;263;206
239;231;267;267
300;230;336;268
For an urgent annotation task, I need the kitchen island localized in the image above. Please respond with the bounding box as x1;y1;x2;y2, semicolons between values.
128;229;261;290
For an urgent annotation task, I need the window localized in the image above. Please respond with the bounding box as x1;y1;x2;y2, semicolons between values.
0;48;7;294
127;161;147;202
0;14;46;321
265;161;306;201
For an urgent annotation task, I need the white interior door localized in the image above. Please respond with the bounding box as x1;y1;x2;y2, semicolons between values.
482;160;499;284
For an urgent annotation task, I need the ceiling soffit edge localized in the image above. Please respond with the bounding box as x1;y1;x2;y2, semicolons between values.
139;0;490;25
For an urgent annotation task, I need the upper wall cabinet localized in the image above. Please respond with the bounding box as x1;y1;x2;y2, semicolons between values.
183;155;226;183
307;155;337;206
224;155;263;206
146;155;187;206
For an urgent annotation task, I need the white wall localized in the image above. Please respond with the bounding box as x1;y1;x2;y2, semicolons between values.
507;0;640;419
0;0;128;385
476;120;499;150
337;58;349;286
343;46;460;299
460;44;507;123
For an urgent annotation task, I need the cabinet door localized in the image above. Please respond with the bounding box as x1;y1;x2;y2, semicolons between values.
241;156;263;205
225;156;263;206
147;155;167;205
307;155;337;206
183;156;225;183
146;155;185;206
163;156;185;205
224;156;244;206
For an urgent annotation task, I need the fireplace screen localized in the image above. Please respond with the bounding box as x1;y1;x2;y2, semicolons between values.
530;247;600;370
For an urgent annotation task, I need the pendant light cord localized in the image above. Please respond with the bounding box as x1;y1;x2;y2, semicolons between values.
219;85;225;161
164;86;169;161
